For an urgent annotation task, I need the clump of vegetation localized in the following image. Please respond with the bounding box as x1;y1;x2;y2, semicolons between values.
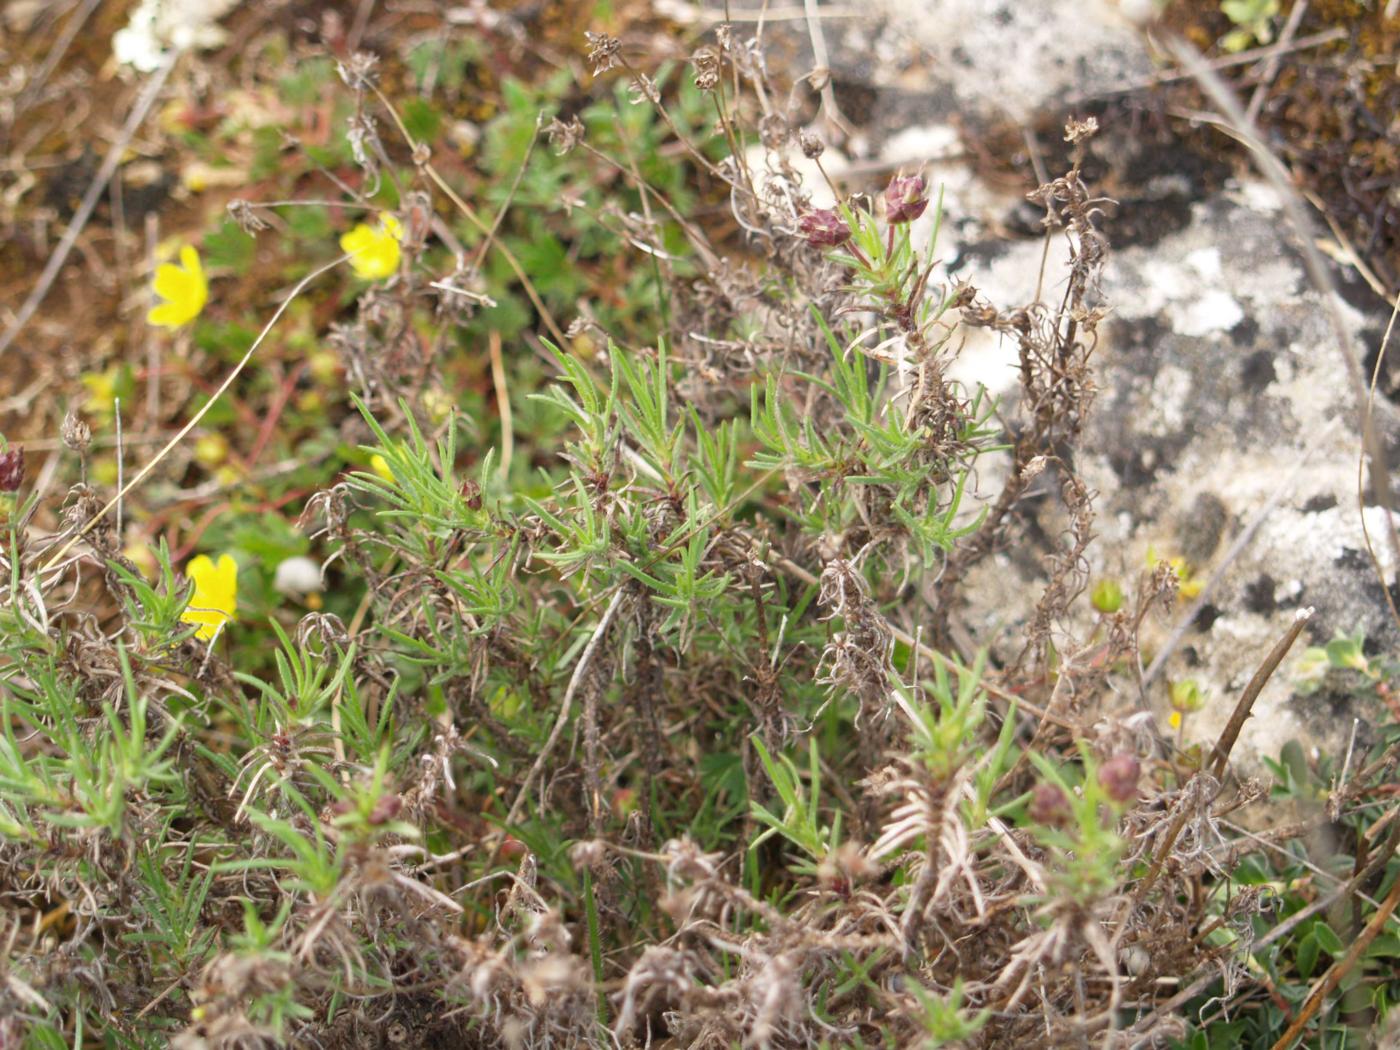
0;6;1397;1049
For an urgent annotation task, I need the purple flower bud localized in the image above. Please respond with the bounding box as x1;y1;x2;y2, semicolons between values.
798;208;851;249
0;448;22;493
884;173;929;224
1029;782;1071;827
1098;753;1141;804
368;794;403;825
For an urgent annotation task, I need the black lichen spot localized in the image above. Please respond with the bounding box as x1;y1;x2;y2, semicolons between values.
948;234;1011;275
1240;351;1276;392
1336;547;1369;572
1302;493;1337;513
1178;492;1228;565
1108;446;1160;488
830;79;879;127
1229;315;1260;348
1112;313;1169;352
1192;603;1220;632
1243;574;1276;615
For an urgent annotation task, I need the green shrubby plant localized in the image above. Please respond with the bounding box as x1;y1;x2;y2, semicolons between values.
1;11;1397;1050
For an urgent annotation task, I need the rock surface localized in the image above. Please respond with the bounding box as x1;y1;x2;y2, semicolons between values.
951;181;1396;770
792;0;1399;770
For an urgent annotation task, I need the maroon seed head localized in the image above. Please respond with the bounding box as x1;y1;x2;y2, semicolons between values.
798;208;851;249
0;448;23;493
884;173;929;224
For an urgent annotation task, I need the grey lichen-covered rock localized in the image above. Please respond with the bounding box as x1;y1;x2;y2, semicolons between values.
762;0;1391;772
870;0;1153;123
951;179;1397;773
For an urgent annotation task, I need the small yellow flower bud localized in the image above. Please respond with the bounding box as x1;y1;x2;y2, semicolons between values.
1091;578;1123;614
308;350;340;384
193;432;229;469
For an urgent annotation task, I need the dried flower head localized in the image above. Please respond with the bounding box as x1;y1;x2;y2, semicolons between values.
758;113;790;150
692;47;720;92
346;112;381;185
569;839;608;870
1064;116;1100;144
585;31;621;74
226;199;269;234
798;208;851;249
627;74;660;106
884;173;929;224
336;51;379;91
798;128;825;159
0;447;23;492
61;410;91;454
816;559;893;711
546;115;586;155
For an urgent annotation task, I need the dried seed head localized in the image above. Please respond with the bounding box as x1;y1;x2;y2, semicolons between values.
692;47;720;92
336;51;379;91
798;128;825;159
758;113;790;150
61;411;91;454
545;115;585;155
569;838;608;870
585;31;621;74
816;559;893;711
797;208;851;249
1098;753;1141;804
460;479;483;511
0;447;22;492
627;74;660;106
884;173;929;224
1029;782;1071;826
346;112;381;182
1064;116;1100;144
226;199;269;234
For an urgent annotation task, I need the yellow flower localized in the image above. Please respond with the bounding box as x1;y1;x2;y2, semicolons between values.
81;365;126;421
340;214;403;280
148;246;208;328
182;554;237;642
1168;710;1182;731
370;454;395;483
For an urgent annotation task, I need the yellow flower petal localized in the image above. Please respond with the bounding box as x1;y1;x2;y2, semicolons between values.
182;553;238;642
147;303;187;327
148;245;208;329
152;263;188;300
370;454;395;483
180;244;204;281
340;214;403;281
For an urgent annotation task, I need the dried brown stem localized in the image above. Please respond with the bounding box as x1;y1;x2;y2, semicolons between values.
1269;868;1400;1050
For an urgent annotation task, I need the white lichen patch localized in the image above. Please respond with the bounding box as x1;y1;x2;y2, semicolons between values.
1171;290;1245;336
